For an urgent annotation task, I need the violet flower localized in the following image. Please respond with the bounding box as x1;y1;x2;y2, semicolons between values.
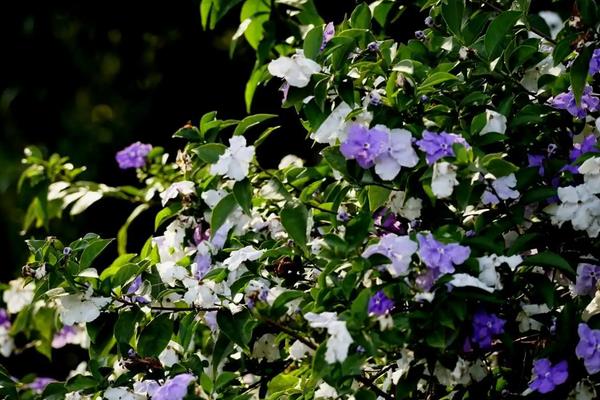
51;325;78;348
574;263;600;296
417;233;471;279
0;309;10;329
471;310;505;349
151;373;195;400
368;291;395;316
576;323;600;374
550;86;600;119
373;208;406;235
340;124;388;169
28;377;55;393
590;49;600;76
115;141;152;169
528;154;545;176
415;130;469;165
320;22;335;51
529;359;568;394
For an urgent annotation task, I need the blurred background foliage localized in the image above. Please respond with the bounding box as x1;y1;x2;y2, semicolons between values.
0;0;363;282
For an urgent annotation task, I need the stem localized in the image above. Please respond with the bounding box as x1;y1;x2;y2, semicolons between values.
113;295;220;312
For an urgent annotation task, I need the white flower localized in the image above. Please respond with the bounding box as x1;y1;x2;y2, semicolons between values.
223;246;264;271
57;287;110;326
252;334;280;362
3;278;35;314
517;303;550;332
310;102;352;144
521;56;564;92
201;189;228;208
481;173;520;205
477;254;523;289
314;382;338;399
568;380;596;400
157;261;189;287
158;341;182;367
479;110;507;135
153;219;191;263
182;279;219;308
210;136;255;181
159;181;195;207
391;348;414;383
373;126;419;180
431;162;458;199
278;154;304;169
449;273;495;292
288;340;312;360
34;264;47;279
388;191;422;220
0;326;14;357
305;312;352;364
538;11;563;39
268;52;321;88
552;184;600;237
579;157;600;194
104;387;142;400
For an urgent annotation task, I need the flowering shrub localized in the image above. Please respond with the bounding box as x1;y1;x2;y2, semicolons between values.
5;0;600;398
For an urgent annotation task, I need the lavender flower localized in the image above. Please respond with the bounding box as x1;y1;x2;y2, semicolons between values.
415;130;469;165
51;325;78;348
373;208;406;235
417;233;471;279
550;86;600;119
0;309;10;329
28;377;55;393
571;134;597;162
574;263;600;296
528;154;545;176
115;141;152;169
340;124;388;169
471;310;505;349
320;22;335;51
362;233;418;278
590;49;600;76
529;359;568;394
576;323;600;374
193;224;209;245
368;290;395;316
152;373;195;400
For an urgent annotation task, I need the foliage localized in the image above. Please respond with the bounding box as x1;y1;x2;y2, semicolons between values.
3;0;600;399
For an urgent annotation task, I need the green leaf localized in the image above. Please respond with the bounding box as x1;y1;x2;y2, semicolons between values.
367;186;390;212
137;314;173;357
233;113;276;136
523;251;575;278
570;46;593;106
304;25;324;60
100;253;136;280
322;146;350;178
211;193;238;233
233;179;253;215
280;200;309;248
245;64;268;113
345;211;372;249
154;203;182;231
271;290;304;319
80;238;113;270
441;0;464;38
484;11;521;60
350;2;371;29
216;308;256;351
114;309;142;347
577;0;598;26
192;143;227;163
117;204;149;255
418;72;459;93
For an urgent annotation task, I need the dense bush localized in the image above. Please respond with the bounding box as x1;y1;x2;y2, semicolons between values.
3;0;600;398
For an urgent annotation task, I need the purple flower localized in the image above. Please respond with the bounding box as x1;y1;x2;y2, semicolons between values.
571;134;597;161
368;290;395;316
362;233;418;278
28;377;54;393
193;252;212;280
320;22;335;51
576;323;600;374
373;208;406;235
0;309;10;329
340;124;388;169
115;141;152;169
529;359;568;394
152;373;195;400
589;49;600;76
417;233;471;279
52;325;78;348
550;86;600;119
574;263;600;296
415;130;469;165
471;310;505;349
528;154;545;176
